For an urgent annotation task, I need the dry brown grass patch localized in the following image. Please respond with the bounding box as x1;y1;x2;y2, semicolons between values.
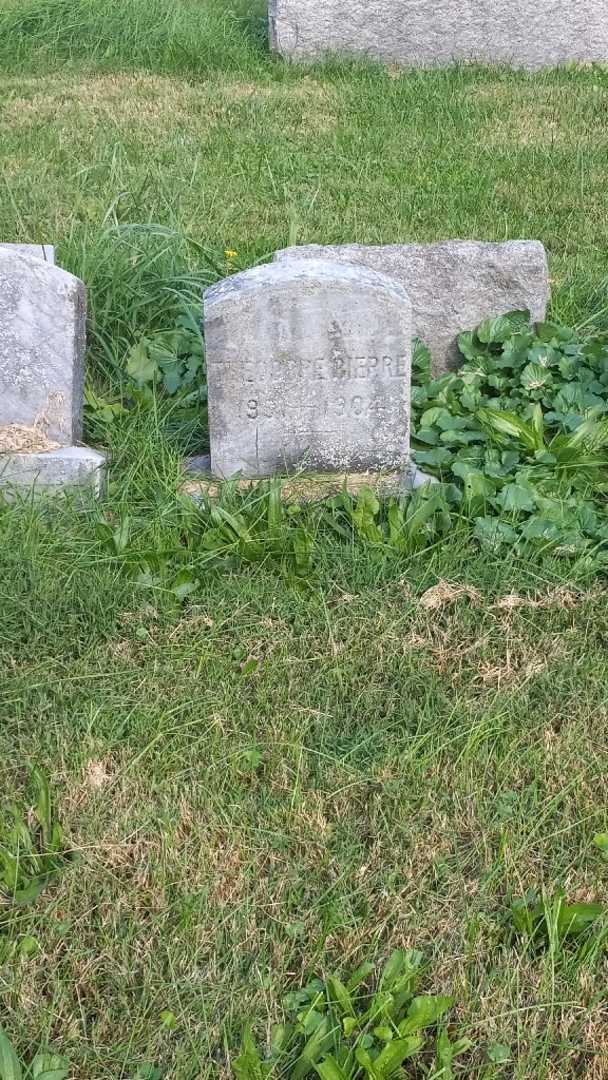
0;73;196;131
0;424;59;453
418;580;483;611
494;586;585;611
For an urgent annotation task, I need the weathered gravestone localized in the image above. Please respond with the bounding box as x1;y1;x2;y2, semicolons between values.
0;244;55;265
275;241;550;376
205;258;412;478
0;249;105;495
270;0;608;70
0;249;86;443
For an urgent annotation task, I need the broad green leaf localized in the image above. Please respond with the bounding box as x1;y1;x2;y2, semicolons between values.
326;976;355;1018
0;1028;22;1080
439;429;484;446
413;448;453;470
495;482;537;513
267;479;283;534
536;320;575;344
419;407;448;428
161;361;183;395
374;1036;424;1075
11;877;50;907
435;1028;473;1074
134;1067;163;1080
458;330;489;362
451;463;495;500
477;409;538;451
556;900;603;937
414;427;440;446
314;1057;349;1080
373;1025;394;1042
487;1043;511;1064
170;570;199;602
19;935;39;958
593;833;608;857
345;961;374;992
233;1026;271;1080
134;1066;162;1080
31;1052;70;1080
476;311;530;345
292;1017;332;1079
270;1023;292;1057
398;995;453;1035
126;339;159;384
436;414;470;432
520;362;552;391
412;338;432;381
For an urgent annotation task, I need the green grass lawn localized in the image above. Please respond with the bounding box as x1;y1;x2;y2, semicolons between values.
1;1;608;1077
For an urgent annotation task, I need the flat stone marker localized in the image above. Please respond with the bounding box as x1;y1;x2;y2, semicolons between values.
205;258;412;478
270;0;608;70
275;241;549;376
0;446;106;498
0;249;86;445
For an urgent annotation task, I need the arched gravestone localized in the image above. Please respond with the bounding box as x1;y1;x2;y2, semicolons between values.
0;248;105;496
270;0;608;70
0;249;86;444
204;259;412;478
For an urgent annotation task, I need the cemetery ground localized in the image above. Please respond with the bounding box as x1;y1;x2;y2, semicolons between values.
1;0;608;1076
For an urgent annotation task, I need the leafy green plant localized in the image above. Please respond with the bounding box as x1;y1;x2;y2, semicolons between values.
593;833;608;859
126;313;205;405
510;890;605;947
86;311;207;452
325;484;454;554
411;313;608;559
0;1026;69;1080
0;769;74;915
232;950;472;1079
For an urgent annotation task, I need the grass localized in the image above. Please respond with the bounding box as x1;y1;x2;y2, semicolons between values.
2;459;608;1077
1;0;608;377
1;1;608;1076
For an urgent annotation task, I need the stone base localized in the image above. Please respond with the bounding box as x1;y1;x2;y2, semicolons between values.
0;446;106;498
182;456;434;502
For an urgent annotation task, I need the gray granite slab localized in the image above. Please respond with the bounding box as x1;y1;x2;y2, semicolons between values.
275;241;549;375
270;0;608;70
0;446;106;498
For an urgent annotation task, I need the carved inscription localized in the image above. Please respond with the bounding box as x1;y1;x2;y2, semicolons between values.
236;352;409;383
204;258;412;476
238;350;408;424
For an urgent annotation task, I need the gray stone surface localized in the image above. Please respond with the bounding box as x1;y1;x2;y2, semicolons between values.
269;0;608;70
275;241;549;375
0;250;86;444
0;446;106;498
205;258;412;478
0;244;55;265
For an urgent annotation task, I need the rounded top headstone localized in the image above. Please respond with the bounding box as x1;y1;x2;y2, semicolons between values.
204;257;413;479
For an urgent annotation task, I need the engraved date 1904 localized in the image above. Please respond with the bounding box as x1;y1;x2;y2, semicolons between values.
245;395;390;421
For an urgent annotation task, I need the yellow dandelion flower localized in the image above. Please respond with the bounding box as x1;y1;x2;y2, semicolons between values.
224;249;238;260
